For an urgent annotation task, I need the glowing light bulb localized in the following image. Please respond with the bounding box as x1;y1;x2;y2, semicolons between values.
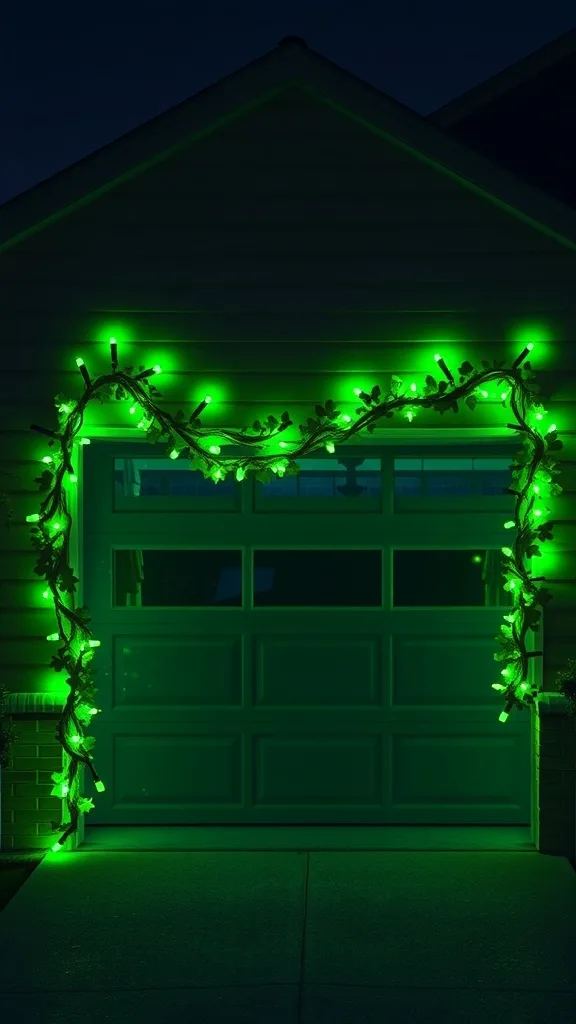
236;467;246;481
79;437;91;445
68;474;78;483
46;633;59;642
353;388;362;396
326;442;335;454
42;456;53;464
169;449;179;460
204;395;212;404
209;445;221;455
504;521;515;529
76;358;84;367
42;590;50;600
410;382;417;392
342;414;351;423
152;365;162;374
498;711;509;723
95;780;106;793
129;406;137;415
26;513;40;523
502;547;513;557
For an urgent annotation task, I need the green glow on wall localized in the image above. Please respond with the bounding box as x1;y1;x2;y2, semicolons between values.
95;322;134;347
23;334;565;851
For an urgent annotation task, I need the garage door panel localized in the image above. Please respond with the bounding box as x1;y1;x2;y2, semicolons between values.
113;732;243;810
392;632;506;709
255;634;382;707
113;634;243;707
254;734;383;807
390;727;530;823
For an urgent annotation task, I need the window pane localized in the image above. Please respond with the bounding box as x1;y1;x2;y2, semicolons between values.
258;457;382;500
394;457;512;502
393;550;513;607
114;459;236;499
113;550;242;606
253;550;381;606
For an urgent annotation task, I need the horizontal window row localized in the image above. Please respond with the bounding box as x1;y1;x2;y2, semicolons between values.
113;548;512;608
113;455;514;507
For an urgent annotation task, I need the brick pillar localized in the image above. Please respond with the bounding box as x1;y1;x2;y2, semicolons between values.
1;716;63;851
534;694;576;860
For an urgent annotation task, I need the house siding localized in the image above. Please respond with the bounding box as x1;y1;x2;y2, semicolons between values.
1;86;575;851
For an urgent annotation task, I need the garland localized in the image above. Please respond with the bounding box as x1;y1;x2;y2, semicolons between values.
24;339;563;850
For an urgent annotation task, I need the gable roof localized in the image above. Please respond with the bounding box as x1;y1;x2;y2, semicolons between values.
429;29;576;128
3;35;576;254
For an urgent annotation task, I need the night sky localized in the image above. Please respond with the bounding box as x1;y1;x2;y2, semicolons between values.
1;4;574;206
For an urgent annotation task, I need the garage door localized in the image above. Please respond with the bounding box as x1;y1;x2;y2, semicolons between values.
83;441;532;825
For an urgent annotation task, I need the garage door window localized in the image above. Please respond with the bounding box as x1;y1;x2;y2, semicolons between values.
393;549;513;607
114;458;239;510
256;457;382;510
113;549;242;606
253;549;382;606
394;457;513;511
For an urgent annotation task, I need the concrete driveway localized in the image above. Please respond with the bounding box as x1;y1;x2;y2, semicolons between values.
0;849;575;1022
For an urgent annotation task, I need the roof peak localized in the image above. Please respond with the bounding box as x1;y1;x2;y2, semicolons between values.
277;36;307;47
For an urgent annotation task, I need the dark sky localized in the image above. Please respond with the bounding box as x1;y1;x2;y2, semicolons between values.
1;4;574;206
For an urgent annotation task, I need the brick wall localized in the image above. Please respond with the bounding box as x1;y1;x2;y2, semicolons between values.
1;716;64;851
1;700;575;858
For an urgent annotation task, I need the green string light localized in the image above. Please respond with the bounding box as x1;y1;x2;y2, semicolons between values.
25;339;563;848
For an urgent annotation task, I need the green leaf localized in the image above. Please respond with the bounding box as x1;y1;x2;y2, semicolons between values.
438;380;448;393
281;410;291;423
252;420;262;432
525;545;541;558
371;385;381;403
458;361;475;377
57;564;79;594
465;394;478;412
315;405;326;418
34;471;53;493
424;375;437;390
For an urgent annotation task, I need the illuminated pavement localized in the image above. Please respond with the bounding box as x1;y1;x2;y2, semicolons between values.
0;845;575;1022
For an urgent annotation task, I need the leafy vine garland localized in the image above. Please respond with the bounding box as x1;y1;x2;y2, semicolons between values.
25;340;562;849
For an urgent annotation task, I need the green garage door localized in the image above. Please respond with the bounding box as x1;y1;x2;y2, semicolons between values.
83;442;532;825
